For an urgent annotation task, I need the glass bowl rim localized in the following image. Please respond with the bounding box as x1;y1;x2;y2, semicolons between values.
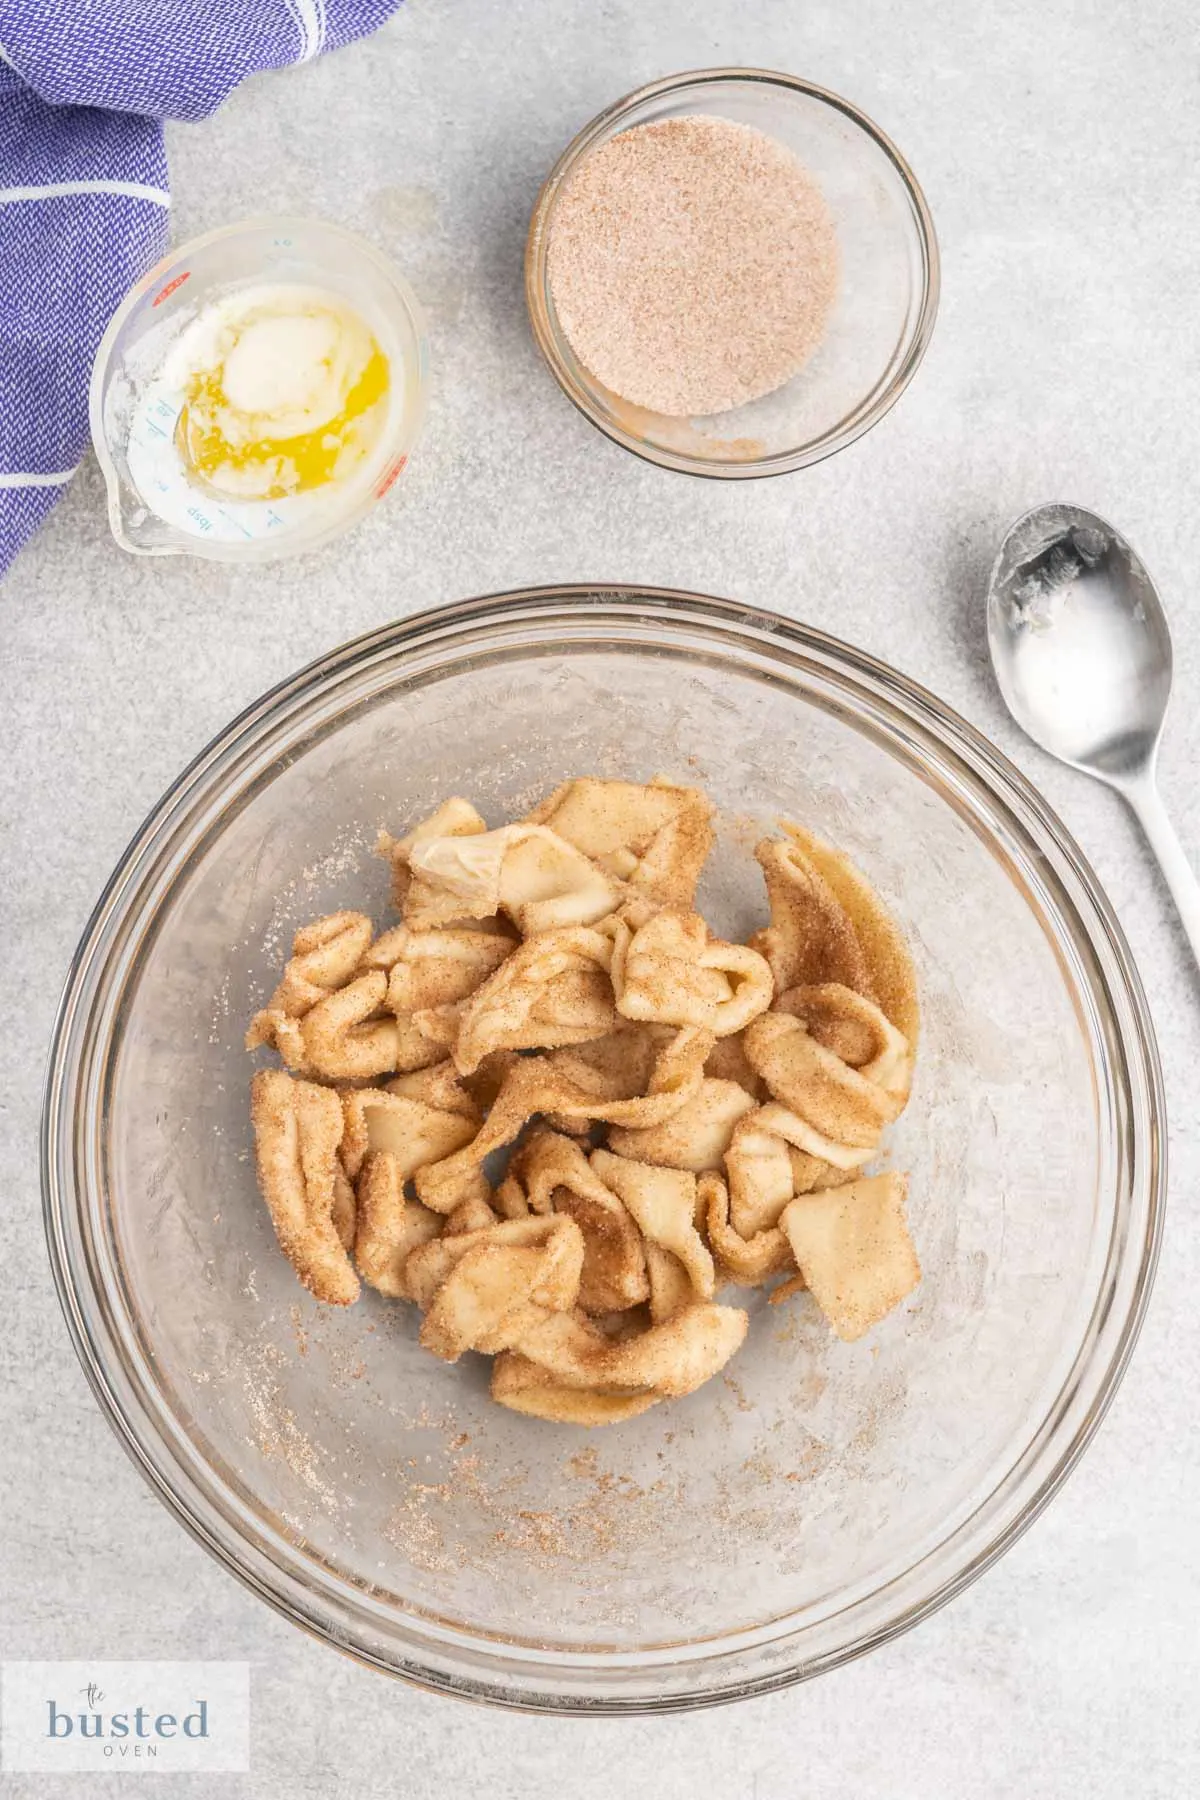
42;584;1164;1713
525;68;942;479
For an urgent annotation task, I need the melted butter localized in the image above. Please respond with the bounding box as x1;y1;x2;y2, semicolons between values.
174;286;390;502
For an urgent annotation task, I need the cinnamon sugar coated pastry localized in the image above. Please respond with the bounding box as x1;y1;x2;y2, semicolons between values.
246;777;921;1424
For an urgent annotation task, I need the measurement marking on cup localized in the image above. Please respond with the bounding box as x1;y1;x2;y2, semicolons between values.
153;270;191;307
376;456;406;497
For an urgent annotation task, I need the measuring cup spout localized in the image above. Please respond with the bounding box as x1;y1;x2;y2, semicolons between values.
102;465;189;557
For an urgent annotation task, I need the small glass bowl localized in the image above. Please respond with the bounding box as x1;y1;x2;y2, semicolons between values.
526;70;939;478
90;216;429;563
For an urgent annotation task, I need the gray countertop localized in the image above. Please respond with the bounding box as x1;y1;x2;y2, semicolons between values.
4;1;1199;1793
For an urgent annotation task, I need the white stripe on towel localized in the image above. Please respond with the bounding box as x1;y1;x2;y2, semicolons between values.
0;178;170;206
0;468;80;489
281;0;326;63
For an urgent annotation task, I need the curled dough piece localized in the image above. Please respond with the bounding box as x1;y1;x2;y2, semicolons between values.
544;1023;675;1102
702;1170;792;1286
744;1011;905;1150
498;1129;649;1314
451;926;616;1075
410;1062;550;1214
779;1172;920;1341
299;971;404;1081
363;923;514;1073
353;1152;442;1299
404;824;618;934
526;776;714;908
252;917;491;1080
413;1028;714;1213
490;1353;661;1425
704;1030;764;1099
496;1137;690;1324
752;825;919;1044
775;982;913;1102
246;910;375;1066
590;1149;714;1302
754;1101;878;1177
406;1214;579;1307
724;1109;797;1238
340;1087;479;1183
381;925;515;1016
406;1215;585;1362
724;1105;848;1240
753;836;873;1003
498;1126;596;1216
444;1191;501;1235
548;1025;716;1127
643;1242;695;1323
331;1163;357;1253
386;1060;481;1118
378;798;488;910
403;1004;462;1056
458;1049;522;1113
273;911;374;1008
250;1070;360;1305
608;1077;756;1172
612;909;773;1036
552;1189;648;1316
516;1302;749;1398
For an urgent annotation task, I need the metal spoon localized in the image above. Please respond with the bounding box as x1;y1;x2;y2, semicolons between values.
987;502;1200;970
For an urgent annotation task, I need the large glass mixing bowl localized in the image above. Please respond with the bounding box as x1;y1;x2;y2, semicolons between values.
43;588;1164;1712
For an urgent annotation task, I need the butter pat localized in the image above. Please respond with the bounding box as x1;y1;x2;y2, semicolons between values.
170;284;390;502
221;312;342;419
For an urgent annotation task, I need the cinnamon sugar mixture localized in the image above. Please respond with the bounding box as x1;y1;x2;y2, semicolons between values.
547;114;839;417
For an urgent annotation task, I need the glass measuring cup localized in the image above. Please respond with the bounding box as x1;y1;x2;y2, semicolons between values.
89;217;428;563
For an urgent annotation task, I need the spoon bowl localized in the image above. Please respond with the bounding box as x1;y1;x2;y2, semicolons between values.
988;504;1172;780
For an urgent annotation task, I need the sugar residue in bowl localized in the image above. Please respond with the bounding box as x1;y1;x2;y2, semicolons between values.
547;114;839;416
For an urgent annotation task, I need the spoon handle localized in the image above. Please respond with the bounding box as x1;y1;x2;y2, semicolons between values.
1123;777;1200;972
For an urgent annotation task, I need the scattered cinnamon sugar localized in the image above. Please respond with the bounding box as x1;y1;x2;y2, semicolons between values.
547;114;838;416
723;1372;754;1413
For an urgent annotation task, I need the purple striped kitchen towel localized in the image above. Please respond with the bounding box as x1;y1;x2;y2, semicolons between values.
0;1;400;575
